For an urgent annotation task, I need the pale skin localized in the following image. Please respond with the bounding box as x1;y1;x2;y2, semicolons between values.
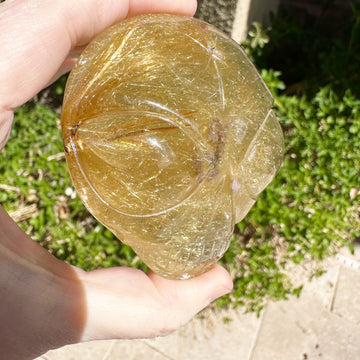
0;1;233;359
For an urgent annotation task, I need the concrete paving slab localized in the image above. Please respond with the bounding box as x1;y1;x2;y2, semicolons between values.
296;263;339;311
38;339;169;360
336;244;360;270
251;296;360;360
36;341;112;360
332;266;360;325
109;340;171;360
143;308;261;360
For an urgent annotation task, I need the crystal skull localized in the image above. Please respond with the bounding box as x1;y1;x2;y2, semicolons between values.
61;14;284;279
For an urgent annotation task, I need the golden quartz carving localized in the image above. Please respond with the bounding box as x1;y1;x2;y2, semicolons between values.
61;14;284;279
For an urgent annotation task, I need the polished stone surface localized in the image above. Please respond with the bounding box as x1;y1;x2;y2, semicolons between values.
61;14;284;279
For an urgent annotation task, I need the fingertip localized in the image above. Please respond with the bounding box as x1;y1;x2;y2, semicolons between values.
0;110;14;151
146;264;232;331
187;0;198;17
198;264;233;301
127;0;198;18
212;264;234;292
148;264;233;302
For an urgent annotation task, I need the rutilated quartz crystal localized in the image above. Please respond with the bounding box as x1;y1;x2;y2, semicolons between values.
61;14;284;279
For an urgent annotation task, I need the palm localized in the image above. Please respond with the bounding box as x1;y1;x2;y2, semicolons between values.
76;264;231;341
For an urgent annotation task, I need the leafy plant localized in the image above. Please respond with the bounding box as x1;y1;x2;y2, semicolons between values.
247;3;360;96
242;21;270;51
215;5;360;311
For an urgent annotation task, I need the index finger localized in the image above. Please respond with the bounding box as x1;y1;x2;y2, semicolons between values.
0;0;197;111
0;0;196;149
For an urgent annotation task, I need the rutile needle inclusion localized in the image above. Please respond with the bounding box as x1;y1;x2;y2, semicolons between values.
61;14;284;279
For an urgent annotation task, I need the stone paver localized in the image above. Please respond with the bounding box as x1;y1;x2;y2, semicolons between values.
39;339;169;360
249;246;360;360
144;309;261;360
336;245;360;271
251;297;360;360
332;266;360;325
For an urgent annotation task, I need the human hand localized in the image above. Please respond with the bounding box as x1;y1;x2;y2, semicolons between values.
0;1;233;359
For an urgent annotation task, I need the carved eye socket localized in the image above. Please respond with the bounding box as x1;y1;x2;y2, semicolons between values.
70;110;207;216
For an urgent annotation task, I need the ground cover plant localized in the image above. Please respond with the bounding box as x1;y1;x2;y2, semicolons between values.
1;4;360;312
222;3;360;311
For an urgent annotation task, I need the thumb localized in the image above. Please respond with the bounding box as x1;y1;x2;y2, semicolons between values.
148;264;233;328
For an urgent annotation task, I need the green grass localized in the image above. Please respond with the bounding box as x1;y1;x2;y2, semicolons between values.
1;5;360;313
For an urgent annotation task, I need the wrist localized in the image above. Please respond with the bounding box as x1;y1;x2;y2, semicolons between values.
0;207;86;360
